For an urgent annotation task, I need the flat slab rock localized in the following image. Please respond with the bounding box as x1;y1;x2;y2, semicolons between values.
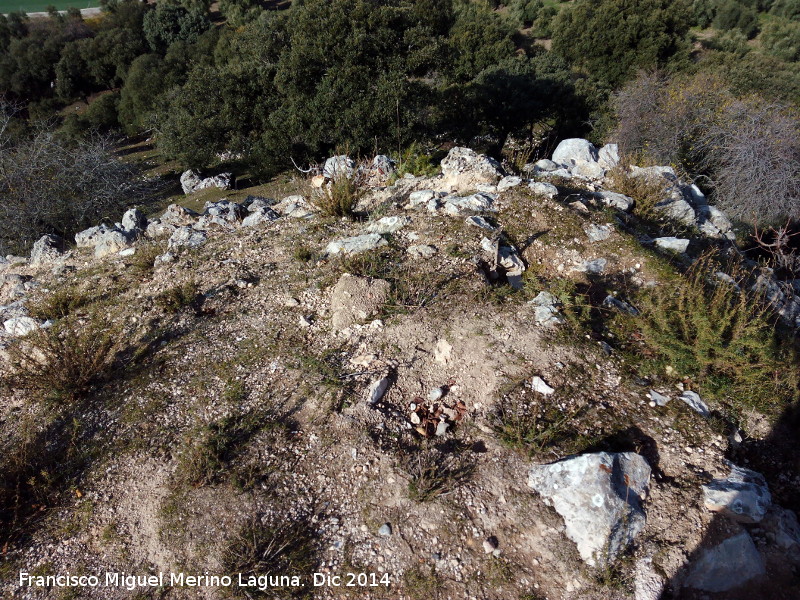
528;452;651;566
325;233;387;256
683;531;765;592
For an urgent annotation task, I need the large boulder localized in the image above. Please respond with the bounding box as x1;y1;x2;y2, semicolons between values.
597;144;620;169
168;226;207;250
323;155;355;180
121;208;147;233
440;147;503;191
702;463;771;523
75;224;132;258
442;192;497;215
29;234;66;266
683;531;765;592
194;200;246;230
160;204;200;227
552;138;599;166
528;452;651;566
180;170;232;195
331;274;391;331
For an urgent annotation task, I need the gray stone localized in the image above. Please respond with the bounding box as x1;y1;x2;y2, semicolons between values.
533;159;558;172
762;506;800;551
121;208;147;233
91;227;132;258
118;248;136;257
367;154;396;185
3;316;39;337
378;523;392;536
571;161;606;180
325;234;387;257
702;463;771;523
367;377;390;405
180;170;232;195
528;452;651;566
274;195;314;219
597;144;620;169
180;170;202;195
406;190;438;209
440;147;503;190
585;224;613;242
655;198;696;226
168;226;207;250
552;138;599;166
654;237;690;254
679;390;710;417
528;181;559;199
579;258;607;274
594;191;634;211
244;196;275;211
648;390;670;406
160;204;200;227
442;192;497;215
497;175;523;191
323;155;355;180
195;200;246;229
407;245;437;259
30;234;65;266
241;207;279;227
145;221;175;239
529;291;563;326
603;295;639;315
465;215;496;231
683;532;765;592
365;216;410;234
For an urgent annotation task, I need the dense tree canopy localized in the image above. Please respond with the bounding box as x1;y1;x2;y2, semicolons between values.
552;0;692;85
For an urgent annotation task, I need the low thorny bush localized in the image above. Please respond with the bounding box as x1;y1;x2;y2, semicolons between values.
309;168;369;219
614;253;799;414
3;316;121;404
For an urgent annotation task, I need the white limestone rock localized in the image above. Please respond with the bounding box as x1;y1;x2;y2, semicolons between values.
528;452;651;566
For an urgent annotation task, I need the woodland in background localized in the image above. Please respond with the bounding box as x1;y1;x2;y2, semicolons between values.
0;0;798;252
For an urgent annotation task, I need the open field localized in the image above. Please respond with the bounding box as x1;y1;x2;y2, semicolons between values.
1;0;98;13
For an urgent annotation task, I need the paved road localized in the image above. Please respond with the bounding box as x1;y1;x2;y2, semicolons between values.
5;6;102;17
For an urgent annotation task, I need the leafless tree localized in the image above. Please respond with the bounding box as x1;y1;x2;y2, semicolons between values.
0;124;154;255
612;71;800;224
704;98;800;223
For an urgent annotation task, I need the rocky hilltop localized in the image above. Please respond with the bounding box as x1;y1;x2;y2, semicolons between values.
1;139;799;600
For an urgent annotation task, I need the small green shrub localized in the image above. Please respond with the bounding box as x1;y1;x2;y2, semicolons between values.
404;443;475;502
620;253;798;413
4;317;120;403
606;166;667;222
492;380;591;457
222;516;318;599
26;286;93;321
310;170;367;219
128;240;167;276
393;143;440;180
155;280;199;314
